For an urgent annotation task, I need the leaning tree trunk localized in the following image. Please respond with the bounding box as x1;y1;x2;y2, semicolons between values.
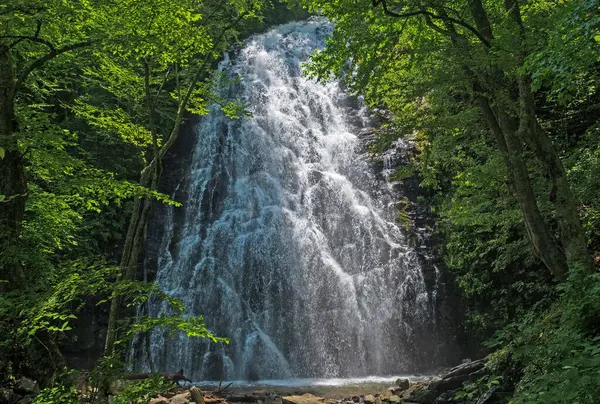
504;0;592;272
104;173;156;355
476;95;569;280
516;75;592;272
465;0;591;276
104;61;164;356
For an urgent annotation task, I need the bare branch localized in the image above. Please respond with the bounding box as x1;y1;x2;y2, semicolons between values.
4;32;54;51
372;0;491;48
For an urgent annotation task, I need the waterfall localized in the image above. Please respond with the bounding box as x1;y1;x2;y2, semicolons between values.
144;19;438;381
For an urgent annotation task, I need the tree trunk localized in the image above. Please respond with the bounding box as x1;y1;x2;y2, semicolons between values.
0;45;27;292
516;76;592;272
504;0;592;272
476;95;569;280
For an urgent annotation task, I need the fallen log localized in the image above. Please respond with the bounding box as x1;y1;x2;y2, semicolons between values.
125;369;192;385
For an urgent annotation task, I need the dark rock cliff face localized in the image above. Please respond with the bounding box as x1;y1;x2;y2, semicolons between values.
356;127;466;367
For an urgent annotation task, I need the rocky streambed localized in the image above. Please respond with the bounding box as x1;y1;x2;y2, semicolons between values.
0;358;496;404
145;358;495;404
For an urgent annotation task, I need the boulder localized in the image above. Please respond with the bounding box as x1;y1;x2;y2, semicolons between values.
282;394;325;404
170;391;192;404
17;396;34;404
406;358;489;403
13;377;39;395
364;394;375;403
442;358;486;380
386;395;400;403
406;388;439;404
0;388;16;404
395;378;410;391
150;396;170;404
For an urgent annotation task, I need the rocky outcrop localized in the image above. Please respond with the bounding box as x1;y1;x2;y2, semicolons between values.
13;377;39;396
406;358;489;403
357;126;468;368
0;377;40;404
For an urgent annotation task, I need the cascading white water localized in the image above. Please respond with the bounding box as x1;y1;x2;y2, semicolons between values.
145;19;437;381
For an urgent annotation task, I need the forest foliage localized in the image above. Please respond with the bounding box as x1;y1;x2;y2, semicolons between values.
290;0;600;402
1;0;600;402
0;0;298;398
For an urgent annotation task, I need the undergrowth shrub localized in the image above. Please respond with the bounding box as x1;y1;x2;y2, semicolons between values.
483;267;600;403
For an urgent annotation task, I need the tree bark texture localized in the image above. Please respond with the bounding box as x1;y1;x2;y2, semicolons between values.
0;45;27;292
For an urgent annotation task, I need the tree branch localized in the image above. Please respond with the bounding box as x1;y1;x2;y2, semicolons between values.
4;22;54;51
372;0;491;48
14;40;92;94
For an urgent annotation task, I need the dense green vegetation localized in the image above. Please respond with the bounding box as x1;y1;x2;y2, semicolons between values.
291;0;600;401
0;0;297;399
2;0;600;402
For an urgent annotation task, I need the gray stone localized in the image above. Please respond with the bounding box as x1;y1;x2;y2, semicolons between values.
17;396;34;404
395;378;410;391
476;386;499;404
14;377;39;395
0;388;16;404
442;358;486;380
434;392;451;403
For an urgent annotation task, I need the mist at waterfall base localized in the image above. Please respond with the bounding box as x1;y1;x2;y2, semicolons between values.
138;19;446;383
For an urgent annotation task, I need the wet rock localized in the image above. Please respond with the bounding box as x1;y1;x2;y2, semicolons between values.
434;392;451;403
395;378;410;391
443;358;486;380
282;394;325;404
476;385;499;404
13;377;39;395
406;387;439;404
398;383;422;400
407;357;489;403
